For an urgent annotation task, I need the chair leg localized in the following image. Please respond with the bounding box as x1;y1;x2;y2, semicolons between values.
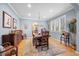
68;38;70;46
64;39;67;46
60;37;62;44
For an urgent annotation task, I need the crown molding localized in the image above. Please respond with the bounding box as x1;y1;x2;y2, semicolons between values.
48;6;74;21
7;3;21;19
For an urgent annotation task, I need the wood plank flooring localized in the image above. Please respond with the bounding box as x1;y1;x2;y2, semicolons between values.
17;37;79;56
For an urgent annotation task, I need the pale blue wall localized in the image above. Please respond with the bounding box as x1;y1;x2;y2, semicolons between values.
0;4;20;44
20;20;48;37
48;9;76;40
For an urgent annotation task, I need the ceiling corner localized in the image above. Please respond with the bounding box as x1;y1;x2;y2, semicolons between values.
7;3;20;19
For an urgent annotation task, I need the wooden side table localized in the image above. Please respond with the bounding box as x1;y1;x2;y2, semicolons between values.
60;32;70;46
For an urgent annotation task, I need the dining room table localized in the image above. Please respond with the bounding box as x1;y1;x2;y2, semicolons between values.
33;32;49;50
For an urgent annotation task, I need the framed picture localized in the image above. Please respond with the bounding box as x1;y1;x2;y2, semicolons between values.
60;15;66;31
3;11;12;28
13;18;17;29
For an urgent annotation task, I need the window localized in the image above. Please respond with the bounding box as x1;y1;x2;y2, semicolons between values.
50;15;66;33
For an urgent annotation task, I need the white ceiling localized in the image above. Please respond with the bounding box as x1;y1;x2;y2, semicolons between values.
10;3;73;21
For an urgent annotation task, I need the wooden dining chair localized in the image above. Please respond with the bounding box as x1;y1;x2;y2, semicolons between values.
41;31;49;50
60;31;70;46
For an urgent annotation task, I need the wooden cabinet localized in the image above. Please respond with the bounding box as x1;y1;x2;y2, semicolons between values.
1;30;23;56
2;35;10;45
2;30;23;46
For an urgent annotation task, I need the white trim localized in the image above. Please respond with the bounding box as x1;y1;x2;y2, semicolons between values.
7;3;20;19
20;17;48;21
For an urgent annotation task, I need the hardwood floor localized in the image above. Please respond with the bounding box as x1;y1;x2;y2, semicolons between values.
49;37;79;56
17;37;79;56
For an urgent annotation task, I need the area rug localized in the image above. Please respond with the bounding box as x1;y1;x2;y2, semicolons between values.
24;45;66;56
